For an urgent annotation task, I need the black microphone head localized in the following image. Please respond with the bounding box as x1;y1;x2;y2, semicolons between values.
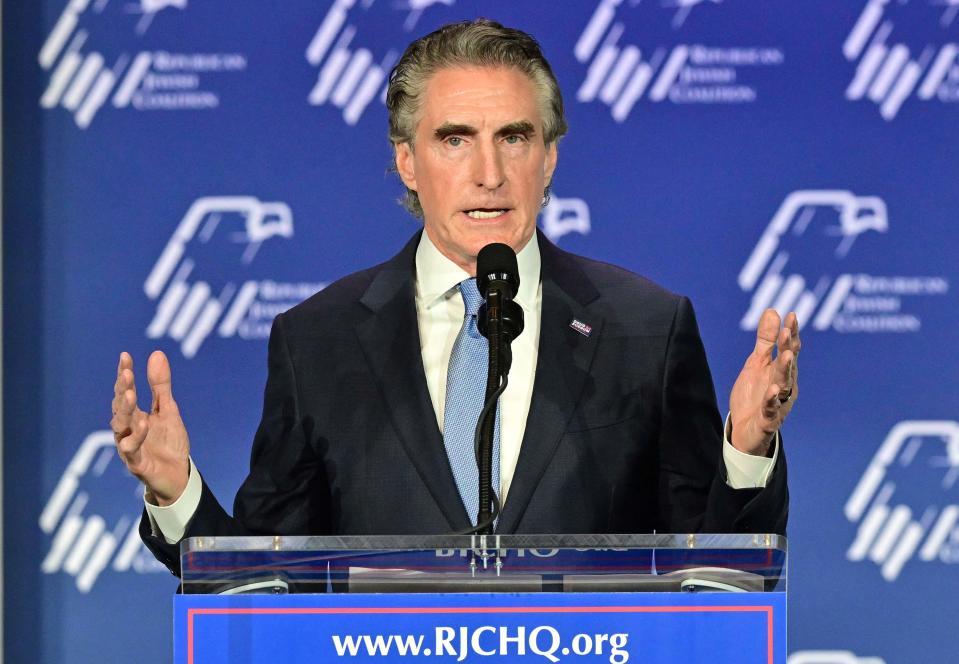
476;243;519;297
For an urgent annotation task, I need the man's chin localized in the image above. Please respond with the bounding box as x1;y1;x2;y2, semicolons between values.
460;221;534;255
423;215;534;271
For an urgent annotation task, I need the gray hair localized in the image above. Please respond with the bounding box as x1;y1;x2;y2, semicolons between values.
386;19;568;218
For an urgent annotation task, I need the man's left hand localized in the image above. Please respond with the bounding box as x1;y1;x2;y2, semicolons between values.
729;309;801;457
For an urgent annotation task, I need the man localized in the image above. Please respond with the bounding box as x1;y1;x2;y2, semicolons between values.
112;20;798;574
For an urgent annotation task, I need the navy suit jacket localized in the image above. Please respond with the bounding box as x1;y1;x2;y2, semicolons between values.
142;231;788;574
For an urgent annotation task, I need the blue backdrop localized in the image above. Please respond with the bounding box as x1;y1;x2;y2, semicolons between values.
4;1;957;662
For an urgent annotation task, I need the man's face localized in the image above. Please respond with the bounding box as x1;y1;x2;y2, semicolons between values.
395;66;558;275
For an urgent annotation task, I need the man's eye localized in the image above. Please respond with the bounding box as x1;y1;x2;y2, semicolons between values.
504;135;525;144
447;137;463;147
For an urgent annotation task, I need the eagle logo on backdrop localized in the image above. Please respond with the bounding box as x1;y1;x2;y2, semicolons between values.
843;0;959;120
539;196;592;243
661;0;723;30
738;190;949;334
144;196;324;359
845;421;959;582
126;0;188;35
305;0;458;126
573;0;783;122
39;431;165;593
38;0;246;129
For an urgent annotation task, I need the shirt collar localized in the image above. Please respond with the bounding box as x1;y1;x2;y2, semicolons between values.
415;230;541;312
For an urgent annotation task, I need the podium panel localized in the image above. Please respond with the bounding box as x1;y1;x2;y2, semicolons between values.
176;534;786;663
176;592;786;664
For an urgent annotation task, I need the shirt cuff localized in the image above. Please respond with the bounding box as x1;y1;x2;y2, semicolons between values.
722;414;778;489
143;457;202;545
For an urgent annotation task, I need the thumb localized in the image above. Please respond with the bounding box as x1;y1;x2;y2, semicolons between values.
147;350;175;413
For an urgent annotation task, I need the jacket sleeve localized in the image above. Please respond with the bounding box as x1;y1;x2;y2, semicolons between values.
655;296;788;535
139;312;330;576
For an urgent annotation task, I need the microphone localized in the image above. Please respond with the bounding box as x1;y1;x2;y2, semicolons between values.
476;244;525;368
471;243;525;535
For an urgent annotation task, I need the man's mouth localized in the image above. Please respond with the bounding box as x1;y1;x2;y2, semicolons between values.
463;208;509;219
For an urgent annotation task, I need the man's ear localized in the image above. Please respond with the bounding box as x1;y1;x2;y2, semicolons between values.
395;142;417;191
544;141;558;187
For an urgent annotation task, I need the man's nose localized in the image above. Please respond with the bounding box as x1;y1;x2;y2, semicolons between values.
472;141;506;190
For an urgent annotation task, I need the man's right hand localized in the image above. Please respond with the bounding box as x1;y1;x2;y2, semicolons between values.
111;350;191;506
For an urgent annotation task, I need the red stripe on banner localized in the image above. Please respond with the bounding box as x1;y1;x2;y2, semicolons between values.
768;608;774;663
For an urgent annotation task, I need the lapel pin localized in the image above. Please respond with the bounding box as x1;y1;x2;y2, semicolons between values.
569;319;592;337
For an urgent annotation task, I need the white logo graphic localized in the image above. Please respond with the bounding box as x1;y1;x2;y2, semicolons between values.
739;190;949;334
395;0;456;32
788;652;886;664
145;197;324;359
935;0;959;27
844;0;959;120
574;0;783;122
39;0;246;129
125;0;187;35
40;431;164;593
540;196;592;243
306;0;456;125
662;0;722;30
845;421;959;581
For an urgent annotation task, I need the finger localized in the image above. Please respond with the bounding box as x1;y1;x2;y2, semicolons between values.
787;311;801;356
113;352;133;406
788;360;799;402
753;308;782;359
118;351;132;376
147;350;175;414
762;384;783;424
118;413;149;467
773;349;795;395
111;385;139;440
112;368;139;424
777;322;791;357
778;315;800;392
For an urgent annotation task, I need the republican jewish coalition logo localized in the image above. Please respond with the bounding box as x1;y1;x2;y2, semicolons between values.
39;431;165;593
144;197;325;359
305;0;457;125
844;0;959;120
574;0;783;122
845;421;959;581
738;190;949;334
39;0;246;129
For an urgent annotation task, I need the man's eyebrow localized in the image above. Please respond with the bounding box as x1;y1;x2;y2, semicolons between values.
432;121;537;140
433;123;477;139
495;121;535;138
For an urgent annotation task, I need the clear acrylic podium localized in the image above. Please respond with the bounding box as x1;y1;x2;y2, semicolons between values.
176;534;787;663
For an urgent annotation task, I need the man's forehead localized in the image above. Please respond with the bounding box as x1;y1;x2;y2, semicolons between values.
417;65;543;128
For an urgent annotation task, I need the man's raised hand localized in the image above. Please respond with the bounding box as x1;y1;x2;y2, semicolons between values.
111;350;191;505
728;309;801;457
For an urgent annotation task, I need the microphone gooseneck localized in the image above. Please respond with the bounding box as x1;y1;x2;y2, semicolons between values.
471;243;525;535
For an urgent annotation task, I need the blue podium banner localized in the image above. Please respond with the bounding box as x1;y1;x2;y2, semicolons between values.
175;593;786;664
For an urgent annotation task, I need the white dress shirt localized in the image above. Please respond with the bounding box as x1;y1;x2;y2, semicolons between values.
415;230;541;504
147;232;777;543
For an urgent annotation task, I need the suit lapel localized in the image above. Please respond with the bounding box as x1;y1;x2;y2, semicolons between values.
497;233;603;533
354;233;472;532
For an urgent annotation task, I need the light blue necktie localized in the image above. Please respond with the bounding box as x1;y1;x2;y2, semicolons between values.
443;278;501;525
